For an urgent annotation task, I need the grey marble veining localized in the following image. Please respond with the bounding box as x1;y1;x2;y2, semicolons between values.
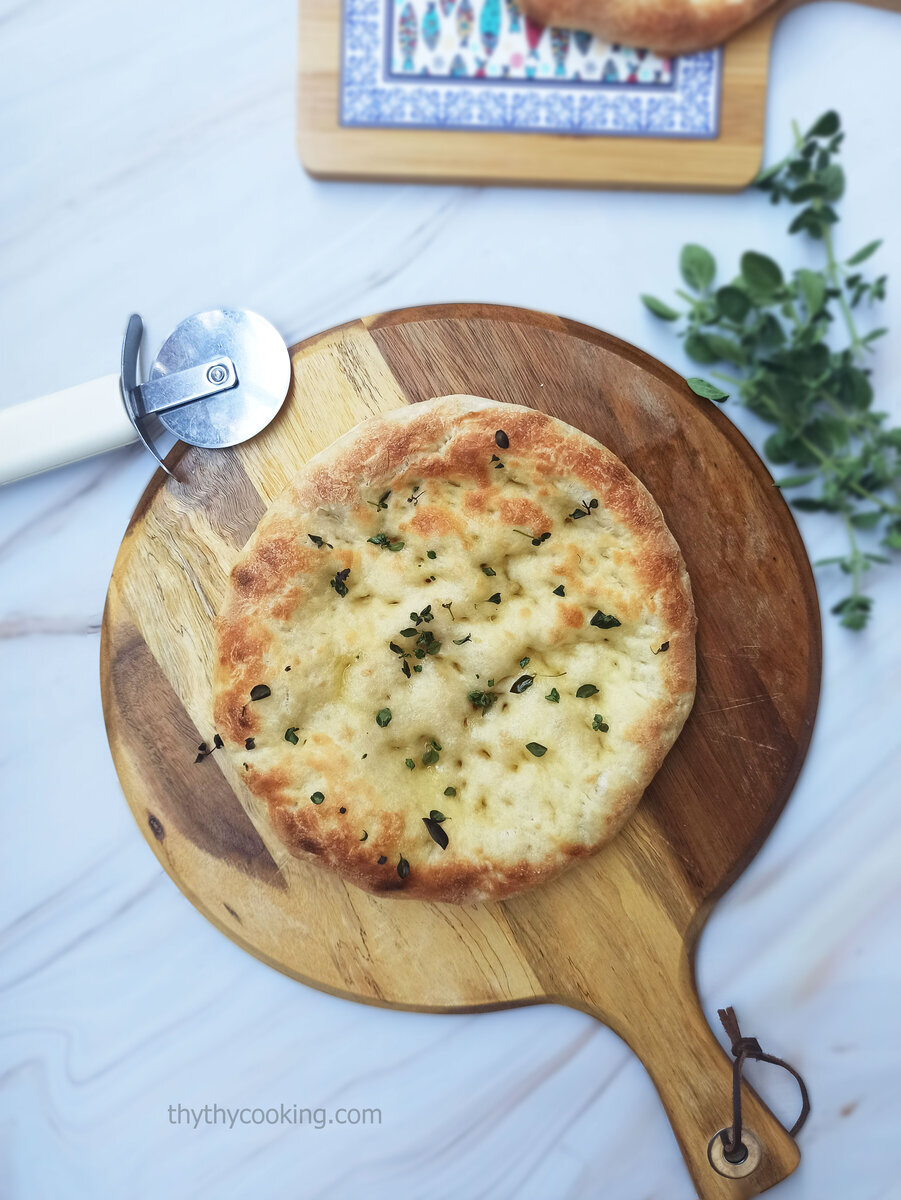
1;1;900;1197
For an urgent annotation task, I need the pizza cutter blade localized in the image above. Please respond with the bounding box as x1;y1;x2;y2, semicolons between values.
0;309;292;485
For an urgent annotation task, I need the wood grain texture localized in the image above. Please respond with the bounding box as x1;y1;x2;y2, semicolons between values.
296;0;899;189
101;305;821;1198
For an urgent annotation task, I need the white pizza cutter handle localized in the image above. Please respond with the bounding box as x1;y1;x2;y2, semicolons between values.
0;374;138;486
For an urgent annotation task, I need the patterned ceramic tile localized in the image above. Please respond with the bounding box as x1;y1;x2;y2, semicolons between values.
341;0;721;137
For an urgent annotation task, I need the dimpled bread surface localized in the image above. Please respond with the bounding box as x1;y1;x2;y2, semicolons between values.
213;395;696;903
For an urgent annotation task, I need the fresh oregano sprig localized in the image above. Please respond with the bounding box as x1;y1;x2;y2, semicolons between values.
641;111;900;630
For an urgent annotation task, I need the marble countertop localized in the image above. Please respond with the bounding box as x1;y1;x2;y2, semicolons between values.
1;2;900;1197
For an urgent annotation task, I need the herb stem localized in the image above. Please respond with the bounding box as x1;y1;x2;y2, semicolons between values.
822;222;865;358
710;370;744;387
842;511;864;600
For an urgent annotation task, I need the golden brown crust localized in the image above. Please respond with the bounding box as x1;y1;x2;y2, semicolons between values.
213;396;696;904
517;0;778;55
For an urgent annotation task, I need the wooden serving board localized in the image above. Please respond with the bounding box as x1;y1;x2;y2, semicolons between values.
298;0;898;189
102;304;821;1199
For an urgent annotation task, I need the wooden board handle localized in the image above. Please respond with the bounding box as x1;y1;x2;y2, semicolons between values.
589;959;801;1198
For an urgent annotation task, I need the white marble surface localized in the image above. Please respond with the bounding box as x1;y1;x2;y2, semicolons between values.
1;2;900;1197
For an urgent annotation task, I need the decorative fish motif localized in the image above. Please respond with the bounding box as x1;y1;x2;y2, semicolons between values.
550;26;570;75
449;51;468;75
398;2;417;71
574;29;592;55
505;0;522;32
457;0;474;45
479;0;501;57
524;15;544;56
422;1;441;50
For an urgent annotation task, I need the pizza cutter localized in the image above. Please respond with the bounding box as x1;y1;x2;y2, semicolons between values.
0;309;292;485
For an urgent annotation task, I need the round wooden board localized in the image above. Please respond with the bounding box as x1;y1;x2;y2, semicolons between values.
101;305;820;1198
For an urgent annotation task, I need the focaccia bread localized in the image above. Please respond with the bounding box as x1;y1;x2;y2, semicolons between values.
518;0;778;55
213;395;695;903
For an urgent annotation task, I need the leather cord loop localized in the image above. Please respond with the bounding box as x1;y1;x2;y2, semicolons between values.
717;1006;810;1157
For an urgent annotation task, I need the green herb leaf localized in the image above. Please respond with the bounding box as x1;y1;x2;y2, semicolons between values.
576;684;599;698
520;657;530;668
360;830;368;841
285;727;299;744
444;787;457;797
796;268;826;315
850;510;882;530
680;244;716;293
684;331;719;364
846;239;882;266
397;856;410;879
481;564;496;576
404;758;415;770
715;286;751;322
486;592;502;604
552;585;565;596
427;550;437;559
422;817;449;849
820;164;845;202
330;568;350;597
590;610;621;630
741;250;784;295
525;742;547;757
806;111;839;138
453;634;472;645
249;684;271;701
422;748;439;766
510;674;534;694
592;715;610;732
468;690;498;710
686;377;729;402
545;688;560;703
310;791;324;804
376;708;392;727
641;294;681;321
788;181;827;204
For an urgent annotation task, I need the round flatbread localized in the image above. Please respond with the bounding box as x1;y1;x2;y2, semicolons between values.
213;396;695;903
517;0;778;55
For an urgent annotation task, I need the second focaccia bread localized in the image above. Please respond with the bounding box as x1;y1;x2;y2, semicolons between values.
213;395;695;903
518;0;778;54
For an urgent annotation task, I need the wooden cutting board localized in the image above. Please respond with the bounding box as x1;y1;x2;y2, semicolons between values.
298;0;898;189
101;304;820;1199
